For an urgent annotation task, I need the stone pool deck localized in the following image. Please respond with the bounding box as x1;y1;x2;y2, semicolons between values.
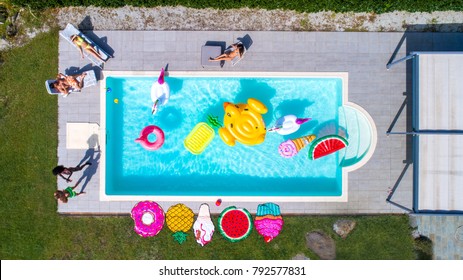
56;30;463;216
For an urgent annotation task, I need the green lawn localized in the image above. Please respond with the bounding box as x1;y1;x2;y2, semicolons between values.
0;31;416;260
10;0;463;13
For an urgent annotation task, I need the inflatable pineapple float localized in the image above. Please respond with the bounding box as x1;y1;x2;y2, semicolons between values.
166;203;194;244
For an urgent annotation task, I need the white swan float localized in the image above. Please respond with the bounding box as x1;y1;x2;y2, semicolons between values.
151;68;170;115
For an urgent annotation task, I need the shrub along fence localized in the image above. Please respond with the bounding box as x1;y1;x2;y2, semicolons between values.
10;0;463;13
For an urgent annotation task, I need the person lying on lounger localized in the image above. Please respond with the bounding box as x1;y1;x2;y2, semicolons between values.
51;79;70;95
51;72;87;96
209;43;244;62
70;34;105;62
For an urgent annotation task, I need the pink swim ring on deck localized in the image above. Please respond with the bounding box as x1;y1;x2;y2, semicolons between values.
135;125;165;150
131;201;165;238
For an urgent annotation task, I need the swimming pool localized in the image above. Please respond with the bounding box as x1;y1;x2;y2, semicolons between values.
100;71;377;202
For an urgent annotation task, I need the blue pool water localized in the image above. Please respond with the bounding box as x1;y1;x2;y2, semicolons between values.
105;75;345;197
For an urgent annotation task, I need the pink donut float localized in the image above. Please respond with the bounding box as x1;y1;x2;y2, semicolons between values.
135;125;165;150
131;201;165;238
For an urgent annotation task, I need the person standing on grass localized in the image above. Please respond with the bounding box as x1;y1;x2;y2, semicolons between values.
52;162;92;183
54;184;85;203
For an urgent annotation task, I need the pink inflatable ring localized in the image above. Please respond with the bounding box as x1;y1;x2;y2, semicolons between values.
135;125;165;150
131;201;165;238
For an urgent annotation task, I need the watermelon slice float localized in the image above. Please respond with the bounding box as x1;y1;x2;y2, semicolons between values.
308;135;348;160
218;206;253;242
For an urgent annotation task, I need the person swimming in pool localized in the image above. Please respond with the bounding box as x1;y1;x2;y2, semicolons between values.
70;34;105;62
209;43;244;62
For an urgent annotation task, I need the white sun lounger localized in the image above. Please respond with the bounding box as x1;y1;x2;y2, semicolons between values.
59;23;111;68
45;69;97;97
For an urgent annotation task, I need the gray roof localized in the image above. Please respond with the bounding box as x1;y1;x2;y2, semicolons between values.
413;52;463;213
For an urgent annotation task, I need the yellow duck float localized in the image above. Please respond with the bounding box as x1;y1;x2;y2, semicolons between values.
219;98;268;146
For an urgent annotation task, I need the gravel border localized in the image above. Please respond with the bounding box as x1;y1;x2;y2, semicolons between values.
57;6;463;32
2;6;463;51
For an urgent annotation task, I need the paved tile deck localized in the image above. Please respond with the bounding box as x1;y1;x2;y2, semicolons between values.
56;30;462;215
412;215;463;260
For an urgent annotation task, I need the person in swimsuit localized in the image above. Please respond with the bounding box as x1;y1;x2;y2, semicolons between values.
209;43;244;62
51;72;87;96
51;79;71;95
70;34;105;62
59;72;87;90
54;183;85;203
52;161;92;183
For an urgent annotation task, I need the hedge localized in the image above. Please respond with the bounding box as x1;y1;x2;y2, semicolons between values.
10;0;463;13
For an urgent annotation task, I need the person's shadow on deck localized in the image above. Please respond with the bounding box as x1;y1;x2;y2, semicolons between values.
76;147;100;193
